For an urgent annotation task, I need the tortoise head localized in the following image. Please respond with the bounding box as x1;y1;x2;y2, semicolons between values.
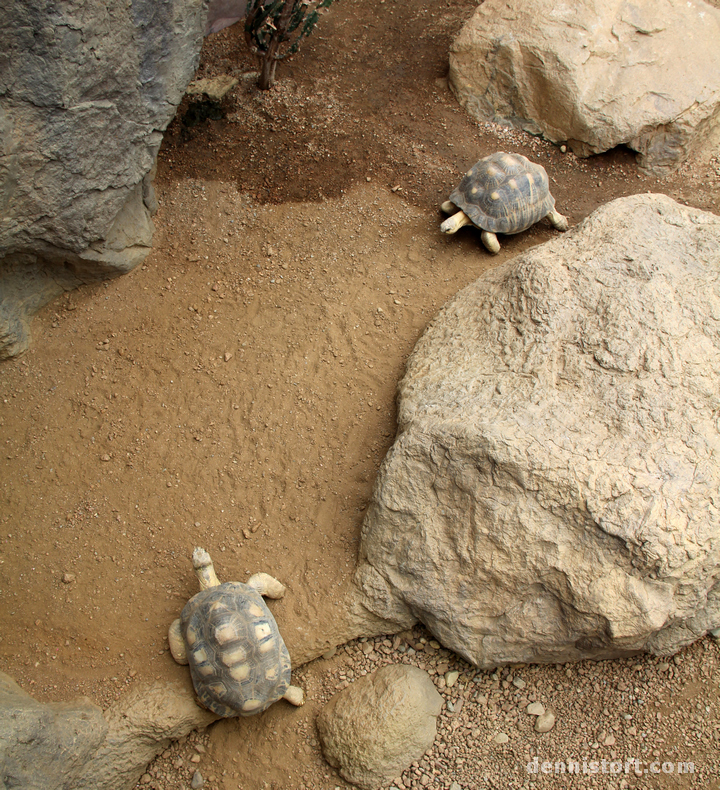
192;546;222;590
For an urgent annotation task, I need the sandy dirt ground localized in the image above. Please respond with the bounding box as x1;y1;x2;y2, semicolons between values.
2;0;720;788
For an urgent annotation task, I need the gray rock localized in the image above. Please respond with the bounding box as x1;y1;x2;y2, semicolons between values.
0;0;207;358
0;671;217;790
448;0;720;175
355;193;720;668
0;671;107;789
317;664;443;790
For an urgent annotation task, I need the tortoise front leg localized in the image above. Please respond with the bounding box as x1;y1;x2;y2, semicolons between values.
246;572;286;599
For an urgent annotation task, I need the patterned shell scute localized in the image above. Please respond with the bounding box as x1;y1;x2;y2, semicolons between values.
449;152;556;235
180;582;291;717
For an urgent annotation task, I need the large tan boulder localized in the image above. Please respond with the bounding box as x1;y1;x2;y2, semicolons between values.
448;0;720;175
355;193;720;668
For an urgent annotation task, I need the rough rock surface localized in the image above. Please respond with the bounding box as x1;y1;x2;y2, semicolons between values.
0;672;217;790
73;680;218;790
0;0;207;358
355;193;720;669
0;670;107;789
316;664;443;790
448;0;720;176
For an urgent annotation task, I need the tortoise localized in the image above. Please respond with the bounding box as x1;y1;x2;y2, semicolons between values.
168;547;304;717
440;152;569;254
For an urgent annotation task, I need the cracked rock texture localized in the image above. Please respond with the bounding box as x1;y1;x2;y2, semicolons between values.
0;0;206;357
355;193;720;669
448;0;720;176
317;664;443;790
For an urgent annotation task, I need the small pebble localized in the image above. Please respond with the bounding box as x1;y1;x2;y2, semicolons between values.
191;770;204;789
527;702;545;716
512;677;526;689
445;670;460;688
493;732;510;744
62;573;76;584
535;711;556;733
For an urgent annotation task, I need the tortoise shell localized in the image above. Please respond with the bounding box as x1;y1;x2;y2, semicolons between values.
448;152;556;235
180;582;291;717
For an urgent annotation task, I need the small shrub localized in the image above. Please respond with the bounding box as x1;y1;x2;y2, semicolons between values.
244;0;336;90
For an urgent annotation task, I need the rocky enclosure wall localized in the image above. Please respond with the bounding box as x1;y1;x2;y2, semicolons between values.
0;0;207;357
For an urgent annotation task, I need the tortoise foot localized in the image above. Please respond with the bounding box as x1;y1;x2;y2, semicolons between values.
481;230;501;254
283;685;305;707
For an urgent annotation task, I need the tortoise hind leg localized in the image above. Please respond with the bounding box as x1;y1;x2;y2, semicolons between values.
246;572;286;599
547;209;569;231
481;230;501;255
283;685;305;706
